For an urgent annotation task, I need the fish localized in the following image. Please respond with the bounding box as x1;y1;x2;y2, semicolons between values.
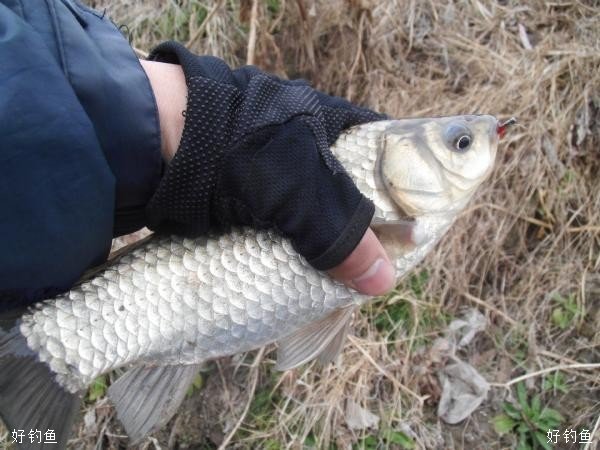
0;114;506;449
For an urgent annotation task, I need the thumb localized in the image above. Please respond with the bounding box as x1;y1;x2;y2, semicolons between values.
328;228;395;296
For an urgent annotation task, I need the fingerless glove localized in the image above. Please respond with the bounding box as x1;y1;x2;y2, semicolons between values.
145;42;385;270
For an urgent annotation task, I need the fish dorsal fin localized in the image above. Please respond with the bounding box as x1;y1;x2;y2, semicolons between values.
276;305;356;371
108;363;201;444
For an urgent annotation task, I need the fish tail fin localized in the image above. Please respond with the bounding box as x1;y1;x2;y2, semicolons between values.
0;326;81;450
0;307;25;336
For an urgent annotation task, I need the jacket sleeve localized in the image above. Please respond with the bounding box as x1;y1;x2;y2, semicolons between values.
0;0;162;311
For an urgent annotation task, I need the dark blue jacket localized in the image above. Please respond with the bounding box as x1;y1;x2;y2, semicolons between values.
0;0;162;310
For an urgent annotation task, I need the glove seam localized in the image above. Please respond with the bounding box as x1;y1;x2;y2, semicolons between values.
212;117;315;228
215;114;356;228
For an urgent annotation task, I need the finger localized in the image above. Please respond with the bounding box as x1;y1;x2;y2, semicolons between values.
328;228;395;296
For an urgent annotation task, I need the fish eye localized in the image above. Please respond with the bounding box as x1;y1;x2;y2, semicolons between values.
456;135;471;151
444;123;473;152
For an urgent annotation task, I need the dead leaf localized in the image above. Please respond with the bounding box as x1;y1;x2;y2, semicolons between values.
345;400;380;430
437;359;490;424
447;309;487;348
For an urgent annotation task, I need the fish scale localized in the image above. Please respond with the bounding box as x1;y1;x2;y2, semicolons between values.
18;122;393;392
1;115;501;448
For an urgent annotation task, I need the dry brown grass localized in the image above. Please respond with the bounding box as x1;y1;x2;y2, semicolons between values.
89;0;600;449
3;1;598;449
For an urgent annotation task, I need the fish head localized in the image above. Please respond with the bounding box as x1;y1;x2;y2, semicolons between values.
380;115;499;216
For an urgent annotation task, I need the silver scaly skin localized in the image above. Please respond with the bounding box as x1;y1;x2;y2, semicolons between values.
1;115;499;447
21;116;498;391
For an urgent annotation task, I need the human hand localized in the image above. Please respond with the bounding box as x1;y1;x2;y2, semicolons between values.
140;49;395;296
328;228;395;295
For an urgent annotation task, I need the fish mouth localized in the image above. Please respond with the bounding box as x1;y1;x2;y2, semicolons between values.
496;117;517;138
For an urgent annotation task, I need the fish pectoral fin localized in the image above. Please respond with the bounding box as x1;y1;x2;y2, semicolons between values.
108;363;202;445
370;219;419;247
0;326;82;450
317;313;352;366
275;305;356;371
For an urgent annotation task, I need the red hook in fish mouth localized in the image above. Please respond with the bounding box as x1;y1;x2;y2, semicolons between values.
497;117;517;138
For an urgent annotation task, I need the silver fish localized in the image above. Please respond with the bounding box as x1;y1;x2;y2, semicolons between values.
0;115;502;449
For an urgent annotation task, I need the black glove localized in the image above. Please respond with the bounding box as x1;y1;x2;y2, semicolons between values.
145;42;386;271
